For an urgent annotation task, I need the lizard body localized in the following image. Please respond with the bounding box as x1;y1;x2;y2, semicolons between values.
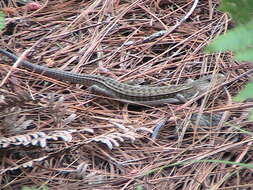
0;49;224;105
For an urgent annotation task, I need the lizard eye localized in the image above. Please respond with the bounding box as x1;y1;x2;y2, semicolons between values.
204;73;224;83
205;77;212;82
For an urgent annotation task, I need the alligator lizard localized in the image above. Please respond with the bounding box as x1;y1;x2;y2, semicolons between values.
0;49;224;105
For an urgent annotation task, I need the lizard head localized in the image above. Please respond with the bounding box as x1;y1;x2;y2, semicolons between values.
193;73;225;94
174;73;225;102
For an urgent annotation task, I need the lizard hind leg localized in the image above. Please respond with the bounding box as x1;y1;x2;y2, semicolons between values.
87;85;117;99
175;93;188;103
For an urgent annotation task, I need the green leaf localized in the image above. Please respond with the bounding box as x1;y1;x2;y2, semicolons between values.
219;0;253;24
135;185;143;190
205;20;253;53
233;82;253;101
249;109;253;121
0;11;5;31
235;48;253;62
22;187;37;190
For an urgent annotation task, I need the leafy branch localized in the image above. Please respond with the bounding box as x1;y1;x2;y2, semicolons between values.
205;0;253;120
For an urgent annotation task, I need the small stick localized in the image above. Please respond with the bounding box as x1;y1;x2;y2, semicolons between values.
0;48;32;87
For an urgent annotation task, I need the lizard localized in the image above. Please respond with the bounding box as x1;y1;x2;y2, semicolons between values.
0;48;225;106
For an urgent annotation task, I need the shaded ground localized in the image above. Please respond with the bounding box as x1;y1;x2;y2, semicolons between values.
1;0;253;189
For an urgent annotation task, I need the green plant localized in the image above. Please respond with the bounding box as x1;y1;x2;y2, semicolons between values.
0;11;5;31
205;0;253;120
21;186;49;190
